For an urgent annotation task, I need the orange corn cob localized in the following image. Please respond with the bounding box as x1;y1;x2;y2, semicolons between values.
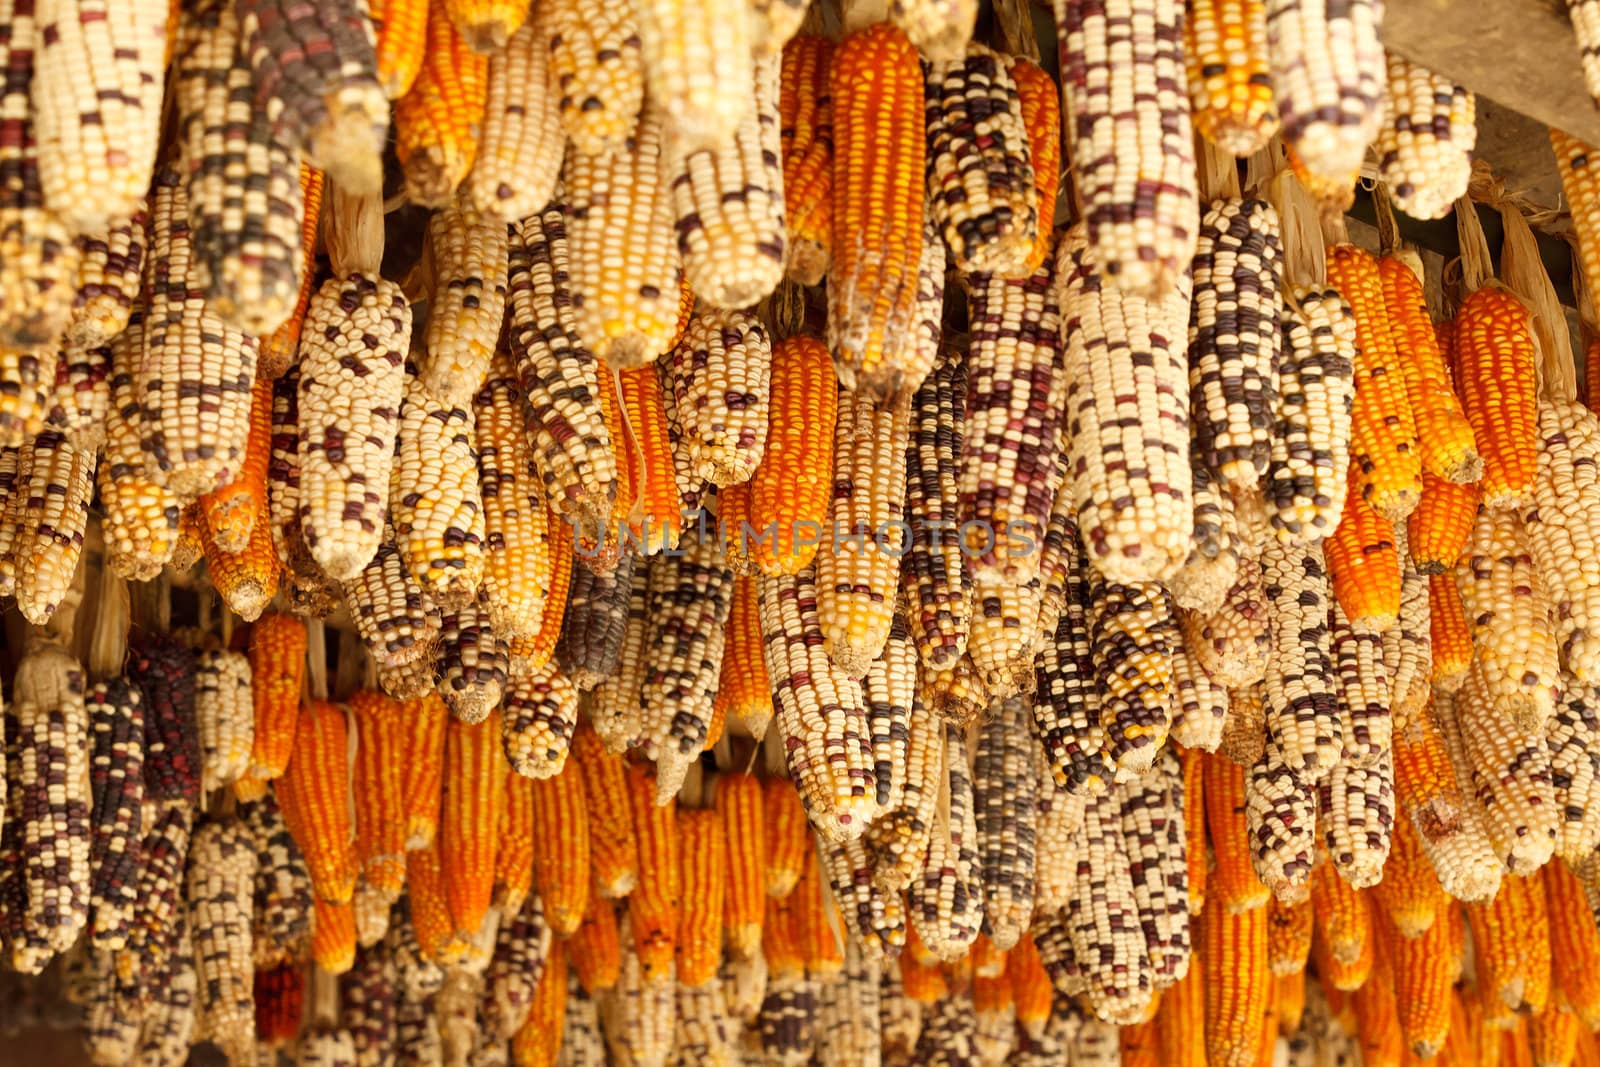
677;807;727;986
718;771;766;960
1466;872;1551;1015
1352;940;1404;1067
1313;895;1375;992
1372;809;1448;939
1204;751;1271;912
400;692;448;849
311;896;356;975
1311;858;1370;965
203;497;280;624
1156;948;1206;1067
570;895;622;993
825;23;925;396
1182;746;1207;915
1009;55;1060;274
529;760;591;937
779;35;833;286
406;836;456;962
1325;244;1422;521
747;335;837;574
349;690;407;900
1267;896;1313;975
1386;905;1452;1058
511;936;568;1067
1588;336;1600;416
1009;932;1054;1039
199;376;272;553
258;163;324;377
625;759;680;982
276;699;358;904
1378;255;1481;484
590;361;637;567
495;769;534;915
506;516;575;673
441;711;508;940
1455;286;1538;510
763;886;804;977
395;1;489;206
1204;904;1270;1067
619;365;683;553
571;721;639;898
1407;473;1479;575
443;0;527;52
371;0;428;98
1428;574;1472;690
713;576;772;738
793;845;840;976
1531;1006;1581;1067
764;776;809;897
1547;860;1600;1029
1325;468;1402;632
244;614;306;784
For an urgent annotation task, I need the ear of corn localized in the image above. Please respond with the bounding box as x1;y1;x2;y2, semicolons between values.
1064;783;1155;1023
902;342;970;671
1267;284;1357;543
543;0;643;158
1033;519;1114;794
441;711;507;944
625;759;680;985
1455;286;1538;511
528;761;590;938
1055;0;1198;297
396;2;489;206
342;520;442;670
908;724;984;964
391;370;486;609
1376;57;1476;221
748;334;837;575
665;308;773;487
779;36;832;286
1523;400;1600;684
1259;535;1342;779
185;820;258;1063
3;427;94;623
826;24;925;397
865;694;944;893
1118;745;1192;986
1186;0;1278;156
1408;472;1480;576
635;0;750;150
421;201;509;407
1090;577;1177;777
1058;222;1195;583
277;698;358;904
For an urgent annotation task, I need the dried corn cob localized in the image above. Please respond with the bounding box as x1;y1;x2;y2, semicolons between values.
901;343;968;671
395;695;445;844
12;642;91;958
1033;524;1115;793
1391;702;1503;904
277;699;357;904
1245;726;1316;901
4;428;93;623
1466;870;1552;1015
1186;0;1278;156
66;213;145;349
1089;577;1177;776
1119;746;1192;984
710;573;770;738
85;677;144;951
296;273;409;582
174;0;304;334
1455;507;1561;732
865;694;943;893
815;389;911;677
747;334;836;575
1548;674;1600;863
342;521;441;669
234;0;386;195
501;661;578;779
1171;632;1229;751
759;567;876;839
0;0;79;349
1203;749;1272;911
396;1;488;206
258;164;324;380
972;697;1037;951
677;808;727;986
638;533;734;795
565;109;680;366
1064;784;1155;1023
570;896;621;993
1058;223;1194;582
186;820;257;1064
242;615;304;793
1267;284;1357;543
135;912;197;1065
569;723;637;898
1547;859;1600;1030
507;204;618;530
1455;285;1538;511
1259;536;1342;778
924;43;1037;276
665;309;772;489
826;24;925;395
860;614;915;814
442;712;507;941
1171;461;1244;615
543;0;643;157
192;649;252;796
717;771;765;960
1376;57;1475;221
347;690;407;903
1408;472;1480;575
129;637;201;804
626;759;680;984
522;767;586;943
1188;197;1284;491
1318;745;1395;889
0;347;50;448
1524;399;1600;684
1381;258;1480;488
98;336;179;579
1264;0;1385;209
43;343;110;451
1331;599;1392;767
1006;56;1061;276
617;361;693;553
436;597;509;725
634;0;750;150
1370;807;1446;939
667;55;785;309
1325;471;1401;635
907;724;983;963
443;0;526;53
421;202;508;407
779;36;832;286
1056;0;1197;296
389;374;484;608
1452;670;1558;876
242;794;313;968
196;376;271;563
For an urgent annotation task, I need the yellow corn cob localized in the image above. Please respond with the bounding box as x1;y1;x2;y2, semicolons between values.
473;351;554;639
421;201;508;407
1055;0;1198;296
626;759;680;984
1186;0;1278;156
390;371;485;609
467;20;561;221
1058;222;1195;582
1375;57;1476;221
276;699;358;904
1267;895;1312;975
1379;255;1481;485
676;808;726;987
1371;808;1447;939
748;334;837;575
815;389;911;677
1264;0;1384;210
1325;244;1422;522
1555;126;1600;347
1455;285;1539;511
712;574;772;739
528;760;589;937
760;566;877;839
1455;507;1562;733
616;361;687;553
397;692;447;851
348;690;407;903
3;428;93;623
763;776;808;898
442;0;525;52
924;43;1037;277
634;0;749;150
667;54;785;309
0;0;79;350
569;722;637;898
779;36;832;286
297;271;410;579
370;0;426;98
441;711;507;941
1325;470;1402;634
506;502;575;679
826;24;925;396
565;110;680;367
395;2;488;207
542;0;643;158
